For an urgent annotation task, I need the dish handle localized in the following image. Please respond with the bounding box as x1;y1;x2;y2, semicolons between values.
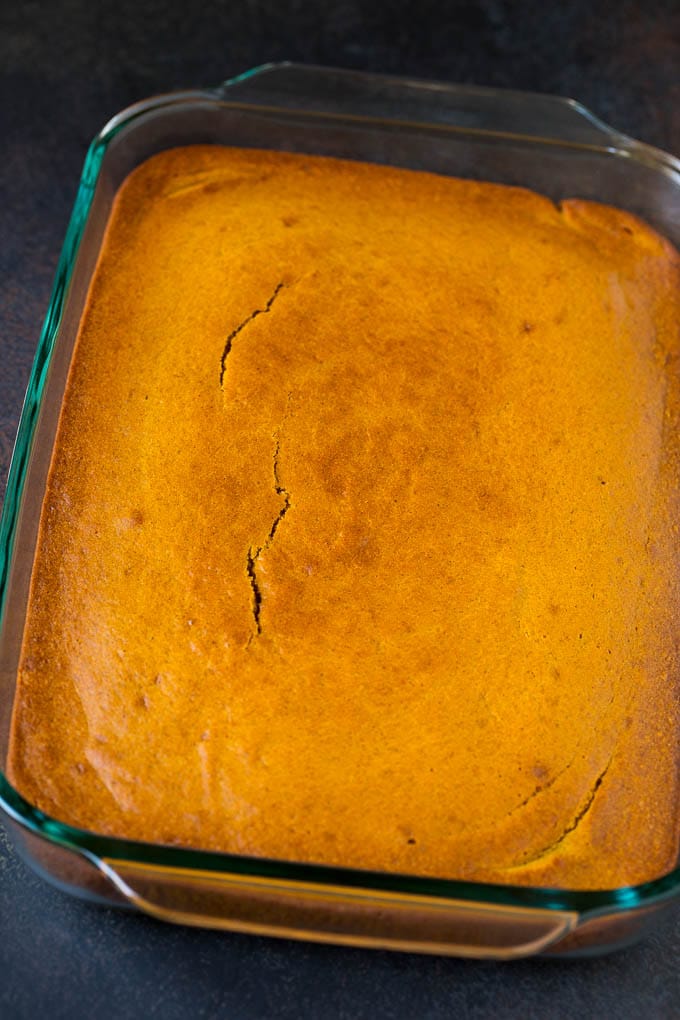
100;856;578;959
215;62;637;151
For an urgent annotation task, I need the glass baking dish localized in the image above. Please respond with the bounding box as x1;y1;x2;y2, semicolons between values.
1;62;679;960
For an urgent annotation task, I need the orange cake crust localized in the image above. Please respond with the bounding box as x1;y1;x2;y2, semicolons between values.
7;146;680;889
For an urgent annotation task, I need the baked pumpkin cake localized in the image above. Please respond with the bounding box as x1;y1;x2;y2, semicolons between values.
7;146;680;890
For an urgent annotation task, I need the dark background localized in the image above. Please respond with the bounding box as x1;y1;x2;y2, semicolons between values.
1;1;680;1017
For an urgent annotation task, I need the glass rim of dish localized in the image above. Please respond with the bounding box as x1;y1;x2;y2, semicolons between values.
1;62;679;926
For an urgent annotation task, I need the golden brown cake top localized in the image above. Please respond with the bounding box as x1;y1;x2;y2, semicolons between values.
8;146;680;889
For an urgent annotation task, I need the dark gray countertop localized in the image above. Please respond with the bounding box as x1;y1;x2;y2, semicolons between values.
2;2;680;1016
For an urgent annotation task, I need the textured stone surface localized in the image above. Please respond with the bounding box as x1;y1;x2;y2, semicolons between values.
1;1;679;1016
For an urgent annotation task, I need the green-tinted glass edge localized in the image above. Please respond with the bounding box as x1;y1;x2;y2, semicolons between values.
0;137;103;622
0;70;679;925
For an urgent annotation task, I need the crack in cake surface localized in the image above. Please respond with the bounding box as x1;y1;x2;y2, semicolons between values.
245;547;263;637
244;434;292;643
502;758;614;870
219;281;284;387
269;439;291;543
218;281;289;641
